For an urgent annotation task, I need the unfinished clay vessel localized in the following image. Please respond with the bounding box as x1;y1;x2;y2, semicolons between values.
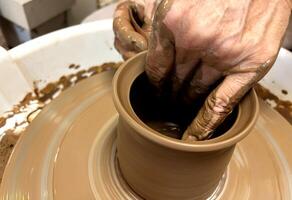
113;52;259;200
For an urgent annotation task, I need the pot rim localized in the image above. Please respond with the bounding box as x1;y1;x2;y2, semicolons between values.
113;52;259;152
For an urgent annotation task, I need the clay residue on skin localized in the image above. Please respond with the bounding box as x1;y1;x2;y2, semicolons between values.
113;2;147;52
254;84;292;124
0;61;122;184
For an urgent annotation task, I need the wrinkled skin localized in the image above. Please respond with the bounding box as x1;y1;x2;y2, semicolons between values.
114;0;291;142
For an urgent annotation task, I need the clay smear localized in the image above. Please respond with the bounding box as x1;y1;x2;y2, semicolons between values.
254;84;292;124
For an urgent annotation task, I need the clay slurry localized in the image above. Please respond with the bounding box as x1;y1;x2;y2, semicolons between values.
130;73;238;140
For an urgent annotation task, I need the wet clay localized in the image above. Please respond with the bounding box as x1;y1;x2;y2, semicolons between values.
3;63;291;200
0;62;122;185
0;118;5;128
130;73;238;140
114;52;259;200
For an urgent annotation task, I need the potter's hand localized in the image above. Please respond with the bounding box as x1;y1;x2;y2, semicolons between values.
113;0;159;59
145;0;291;141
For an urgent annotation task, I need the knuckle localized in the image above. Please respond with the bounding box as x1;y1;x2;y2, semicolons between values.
245;45;278;72
130;35;147;50
189;80;209;95
245;40;278;63
207;93;231;115
215;39;239;59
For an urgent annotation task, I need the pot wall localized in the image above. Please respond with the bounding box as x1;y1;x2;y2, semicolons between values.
117;117;234;200
113;52;259;200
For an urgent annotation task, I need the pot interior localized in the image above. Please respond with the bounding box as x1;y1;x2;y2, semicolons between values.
113;51;258;150
130;72;238;140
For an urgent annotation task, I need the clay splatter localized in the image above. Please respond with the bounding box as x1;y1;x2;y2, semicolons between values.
281;89;288;95
68;64;81;70
0;61;122;183
255;84;292;124
0;118;5;128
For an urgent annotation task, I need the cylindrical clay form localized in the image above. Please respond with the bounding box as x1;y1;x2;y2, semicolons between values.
113;52;259;200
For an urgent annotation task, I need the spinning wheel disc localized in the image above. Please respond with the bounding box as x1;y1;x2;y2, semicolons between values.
1;71;291;199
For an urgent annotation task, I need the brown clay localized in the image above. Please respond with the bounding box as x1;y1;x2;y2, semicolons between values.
129;7;148;39
1;68;291;199
0;62;123;185
255;84;292;124
113;52;259;199
0;117;6;128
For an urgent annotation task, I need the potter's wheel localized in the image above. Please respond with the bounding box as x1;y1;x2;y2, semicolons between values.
1;71;292;200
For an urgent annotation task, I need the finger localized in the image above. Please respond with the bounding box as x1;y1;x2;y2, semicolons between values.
171;49;200;95
182;67;266;141
114;38;137;60
129;8;146;36
113;2;147;52
131;0;154;39
184;63;222;103
144;0;157;20
145;0;175;88
129;0;145;21
145;33;174;88
183;54;275;141
182;57;277;141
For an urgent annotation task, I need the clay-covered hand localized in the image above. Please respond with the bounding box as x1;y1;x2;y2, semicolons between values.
145;0;291;141
113;0;159;59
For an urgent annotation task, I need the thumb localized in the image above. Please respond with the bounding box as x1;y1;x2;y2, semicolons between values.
113;2;147;52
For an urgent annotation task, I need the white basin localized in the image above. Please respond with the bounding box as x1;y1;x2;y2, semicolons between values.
0;19;121;115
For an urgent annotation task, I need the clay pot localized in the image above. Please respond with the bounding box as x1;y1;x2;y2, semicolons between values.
113;52;259;200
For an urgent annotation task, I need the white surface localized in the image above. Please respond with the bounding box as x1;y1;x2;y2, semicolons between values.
82;3;117;23
0;47;31;114
261;48;292;101
68;0;98;25
0;0;74;29
0;19;121;114
0;0;28;28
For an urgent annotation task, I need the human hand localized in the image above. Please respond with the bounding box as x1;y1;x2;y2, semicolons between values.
145;0;291;141
113;0;159;59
